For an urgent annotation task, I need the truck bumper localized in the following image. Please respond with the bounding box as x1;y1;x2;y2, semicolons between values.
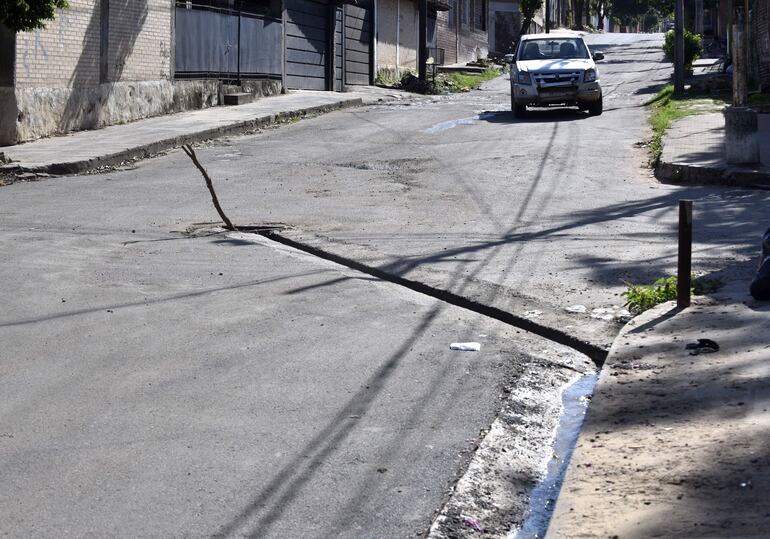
512;81;601;106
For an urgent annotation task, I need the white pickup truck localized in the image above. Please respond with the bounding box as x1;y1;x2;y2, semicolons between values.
505;32;604;118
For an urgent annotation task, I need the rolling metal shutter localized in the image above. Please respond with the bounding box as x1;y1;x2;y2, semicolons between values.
343;3;372;86
286;0;330;90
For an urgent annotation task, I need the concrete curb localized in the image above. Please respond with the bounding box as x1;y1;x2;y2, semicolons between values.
543;300;671;538
655;159;770;187
3;98;364;176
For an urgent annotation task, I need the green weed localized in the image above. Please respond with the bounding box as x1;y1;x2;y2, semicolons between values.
622;275;723;314
440;68;501;92
375;69;402;87
646;85;728;167
748;92;770;107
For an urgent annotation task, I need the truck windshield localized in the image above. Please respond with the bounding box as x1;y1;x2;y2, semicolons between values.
518;38;589;61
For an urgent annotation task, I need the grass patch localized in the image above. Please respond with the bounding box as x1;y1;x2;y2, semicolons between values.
393;68;503;95
749;92;770;107
622;274;723;314
375;69;403;87
439;68;502;92
646;85;728;167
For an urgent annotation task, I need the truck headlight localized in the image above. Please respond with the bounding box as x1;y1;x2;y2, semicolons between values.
516;71;532;85
584;69;597;82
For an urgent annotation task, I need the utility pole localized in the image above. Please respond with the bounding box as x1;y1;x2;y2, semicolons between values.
695;0;703;34
546;0;551;32
674;0;685;94
418;0;427;82
732;6;747;105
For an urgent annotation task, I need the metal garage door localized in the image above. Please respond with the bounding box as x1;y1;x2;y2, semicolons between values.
286;0;330;90
334;6;343;91
344;3;373;86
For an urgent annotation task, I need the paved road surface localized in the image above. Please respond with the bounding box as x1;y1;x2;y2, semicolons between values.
2;33;769;538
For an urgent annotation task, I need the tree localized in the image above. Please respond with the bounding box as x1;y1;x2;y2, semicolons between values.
574;0;585;28
519;0;544;36
0;1;69;33
611;0;673;28
591;0;611;29
663;28;702;71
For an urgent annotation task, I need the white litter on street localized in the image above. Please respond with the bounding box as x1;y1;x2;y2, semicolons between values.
450;342;481;351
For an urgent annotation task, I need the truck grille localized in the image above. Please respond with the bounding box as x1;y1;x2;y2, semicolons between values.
533;71;582;87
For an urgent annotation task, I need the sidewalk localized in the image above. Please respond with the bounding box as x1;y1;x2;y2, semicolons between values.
0;86;412;175
657;109;770;186
546;281;770;538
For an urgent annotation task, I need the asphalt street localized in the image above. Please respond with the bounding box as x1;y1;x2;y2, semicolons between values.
46;32;763;351
2;32;769;538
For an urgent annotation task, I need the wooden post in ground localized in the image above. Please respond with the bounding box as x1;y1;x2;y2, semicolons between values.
732;20;748;105
674;0;685;94
678;200;693;309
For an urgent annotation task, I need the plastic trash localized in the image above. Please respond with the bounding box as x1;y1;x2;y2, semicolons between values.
750;227;770;301
590;308;615;321
450;342;481;351
462;516;484;532
566;304;587;313
686;338;720;355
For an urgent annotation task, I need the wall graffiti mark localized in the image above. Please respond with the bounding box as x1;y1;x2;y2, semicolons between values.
58;12;69;48
21;37;30;77
34;31;49;62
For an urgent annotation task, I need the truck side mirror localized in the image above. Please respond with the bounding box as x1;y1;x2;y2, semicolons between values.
503;53;515;64
593;51;604;61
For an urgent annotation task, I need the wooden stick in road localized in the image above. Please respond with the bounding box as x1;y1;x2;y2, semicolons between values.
182;144;238;232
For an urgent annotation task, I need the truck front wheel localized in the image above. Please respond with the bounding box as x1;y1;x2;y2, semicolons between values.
588;96;603;116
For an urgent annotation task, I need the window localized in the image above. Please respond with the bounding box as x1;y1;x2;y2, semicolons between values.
517;38;590;60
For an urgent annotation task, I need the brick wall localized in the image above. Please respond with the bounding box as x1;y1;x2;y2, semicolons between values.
4;0;175;144
438;0;488;64
13;0;172;89
437;9;458;64
107;1;172;82
14;0;101;88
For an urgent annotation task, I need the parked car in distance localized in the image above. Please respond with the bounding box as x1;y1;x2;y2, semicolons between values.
505;32;604;118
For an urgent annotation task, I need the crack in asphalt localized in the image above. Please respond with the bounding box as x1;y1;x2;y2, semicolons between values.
257;229;609;366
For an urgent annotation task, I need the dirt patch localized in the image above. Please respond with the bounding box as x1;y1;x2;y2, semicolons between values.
546;291;770;538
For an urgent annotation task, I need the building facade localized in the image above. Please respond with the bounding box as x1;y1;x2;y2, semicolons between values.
436;0;488;65
376;0;421;75
1;0;175;145
1;0;376;145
